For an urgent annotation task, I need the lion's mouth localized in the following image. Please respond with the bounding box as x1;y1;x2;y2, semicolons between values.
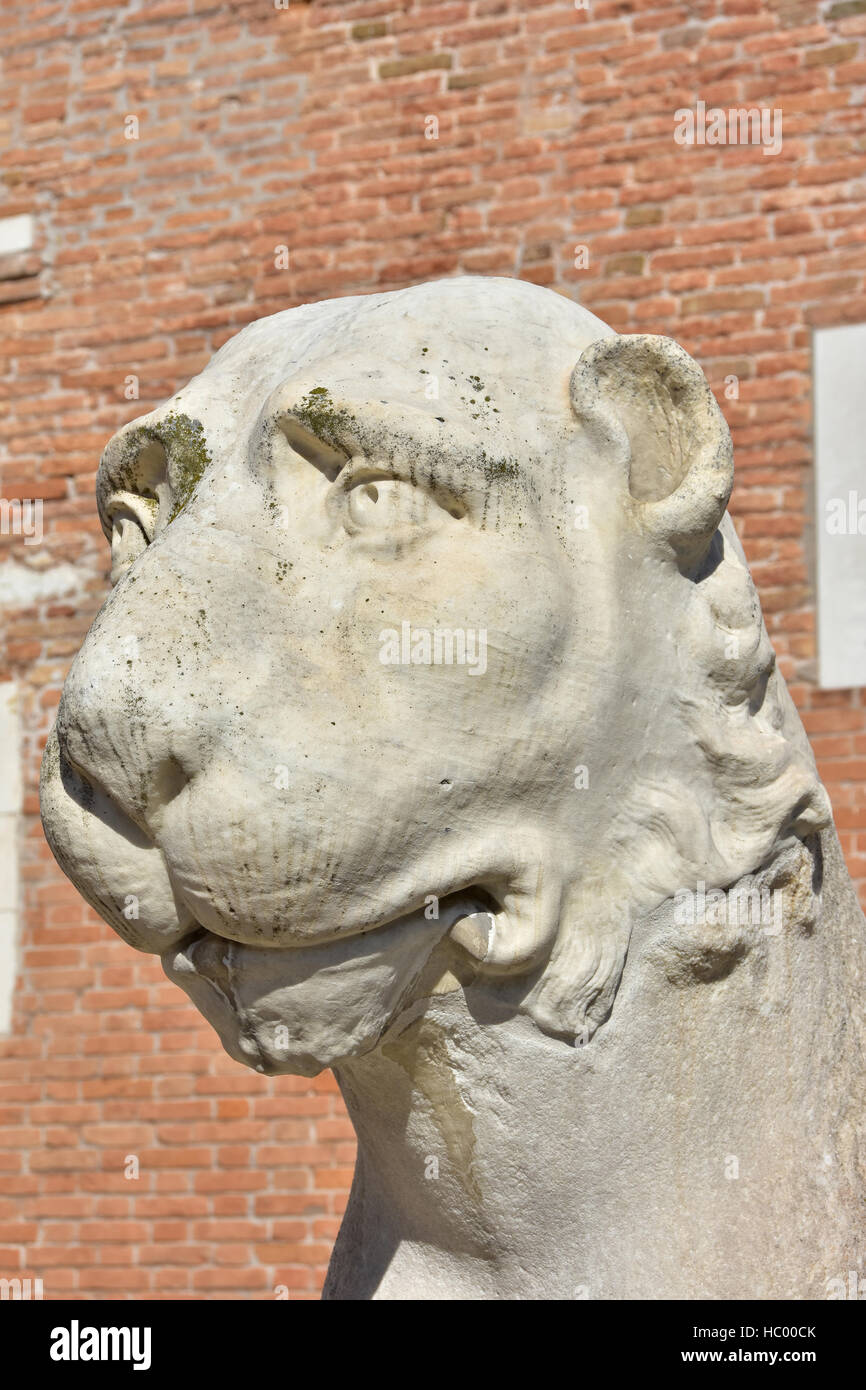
167;881;500;958
162;887;499;1077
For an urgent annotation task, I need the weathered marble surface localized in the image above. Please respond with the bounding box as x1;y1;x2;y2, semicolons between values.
41;277;866;1299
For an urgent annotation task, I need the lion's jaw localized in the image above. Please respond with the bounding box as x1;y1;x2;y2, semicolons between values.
160;896;480;1077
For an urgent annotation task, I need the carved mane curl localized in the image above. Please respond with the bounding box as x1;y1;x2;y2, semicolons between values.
526;512;832;1047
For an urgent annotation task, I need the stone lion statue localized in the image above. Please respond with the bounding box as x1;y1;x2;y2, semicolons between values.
40;277;865;1299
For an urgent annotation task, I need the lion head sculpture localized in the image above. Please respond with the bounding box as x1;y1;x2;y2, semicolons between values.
40;276;831;1077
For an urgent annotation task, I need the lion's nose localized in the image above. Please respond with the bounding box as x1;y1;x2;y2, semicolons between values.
55;702;149;839
54;666;196;843
63;718;194;843
41;724;196;956
54;699;115;807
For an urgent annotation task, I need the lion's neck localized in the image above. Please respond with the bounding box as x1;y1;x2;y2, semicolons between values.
325;830;865;1300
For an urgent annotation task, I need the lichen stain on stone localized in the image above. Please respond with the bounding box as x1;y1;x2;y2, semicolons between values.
105;412;212;524
161;413;212;521
382;1017;481;1204
480;452;519;483
292;386;352;444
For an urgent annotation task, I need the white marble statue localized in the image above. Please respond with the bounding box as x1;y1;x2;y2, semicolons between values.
41;277;866;1299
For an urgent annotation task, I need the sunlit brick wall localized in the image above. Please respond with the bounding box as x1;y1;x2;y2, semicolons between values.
1;0;865;1299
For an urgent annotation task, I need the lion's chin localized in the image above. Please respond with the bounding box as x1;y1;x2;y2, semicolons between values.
162;906;460;1077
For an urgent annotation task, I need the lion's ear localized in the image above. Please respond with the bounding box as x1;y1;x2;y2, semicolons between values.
570;335;733;571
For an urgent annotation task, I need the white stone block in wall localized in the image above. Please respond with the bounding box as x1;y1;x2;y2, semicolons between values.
813;323;866;689
0;213;34;257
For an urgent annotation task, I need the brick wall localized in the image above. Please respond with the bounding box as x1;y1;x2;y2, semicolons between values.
1;0;865;1299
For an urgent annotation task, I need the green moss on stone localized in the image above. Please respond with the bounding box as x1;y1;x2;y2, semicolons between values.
163;413;212;521
291;386;351;443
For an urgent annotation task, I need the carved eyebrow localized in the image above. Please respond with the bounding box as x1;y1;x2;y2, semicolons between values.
277;414;348;483
271;397;528;502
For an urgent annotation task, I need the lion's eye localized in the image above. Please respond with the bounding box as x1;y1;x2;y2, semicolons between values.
339;474;465;544
345;477;433;532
